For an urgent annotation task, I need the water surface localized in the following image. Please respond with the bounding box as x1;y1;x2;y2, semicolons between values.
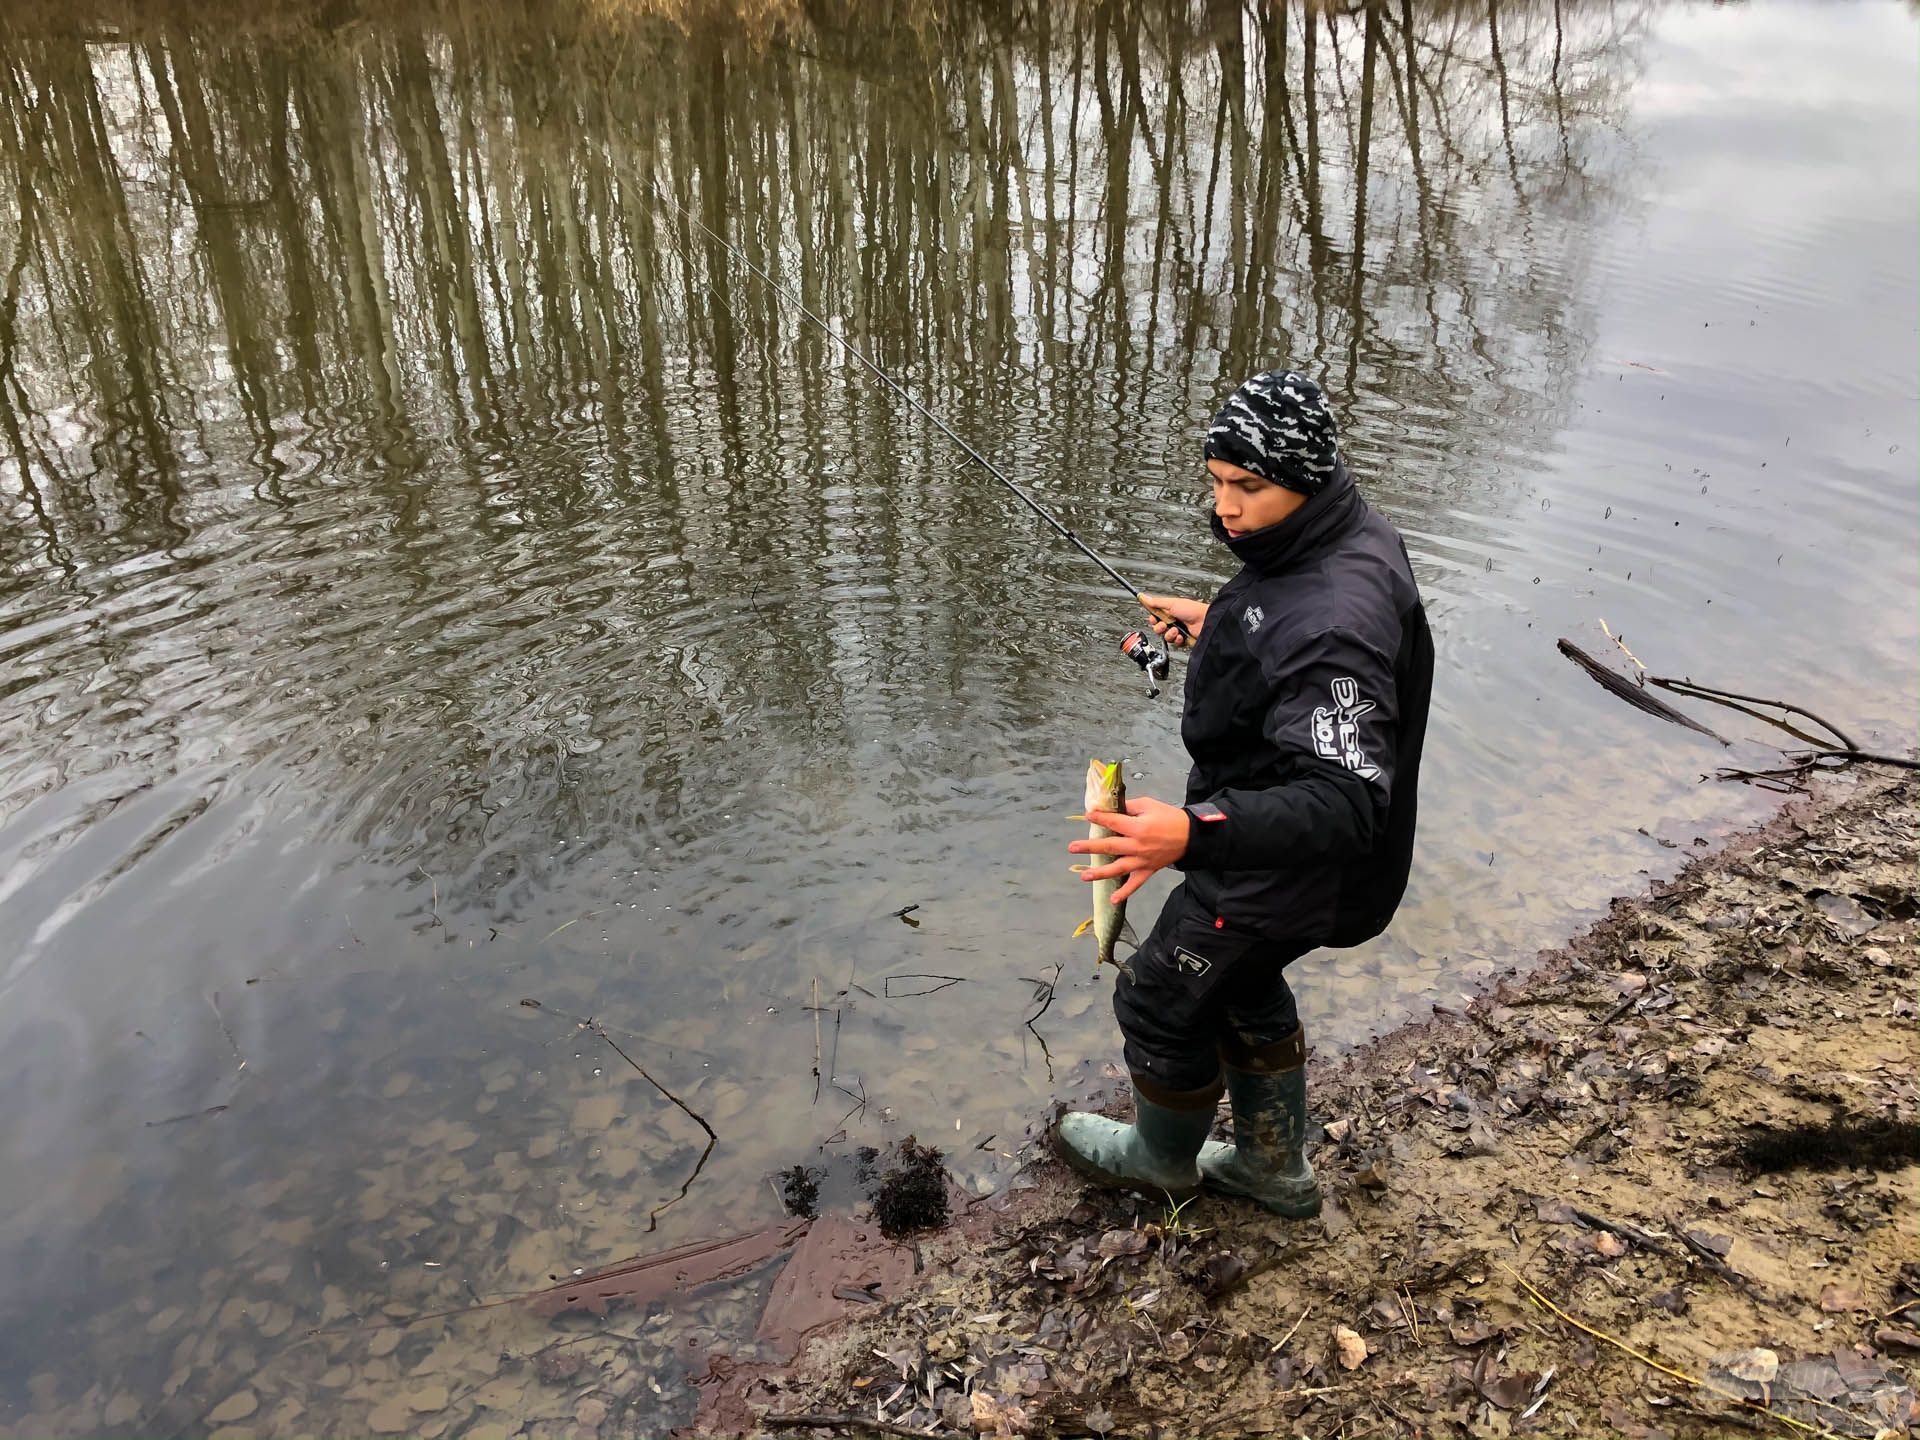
0;0;1914;1431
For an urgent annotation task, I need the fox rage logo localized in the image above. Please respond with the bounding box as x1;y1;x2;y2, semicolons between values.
1311;677;1381;781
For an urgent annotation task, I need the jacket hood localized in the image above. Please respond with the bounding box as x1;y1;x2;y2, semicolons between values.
1211;460;1362;576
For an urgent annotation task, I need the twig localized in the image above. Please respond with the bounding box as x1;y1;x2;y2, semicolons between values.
143;1105;230;1128
1670;1216;1763;1298
1570;1208;1672;1257
812;977;823;1106
834;1075;869;1128
414;865;444;927
588;1022;717;1232
1600;619;1647;676
540;911;601;943
1648;677;1858;752
1271;1302;1313;1353
1584;991;1642;1037
1022;965;1062;1083
1799;748;1920;771
761;1411;952;1438
1875;1297;1920;1323
1499;1263;1823;1436
1023;965;1062;1034
829;1006;842;1093
206;991;248;1073
884;974;967;997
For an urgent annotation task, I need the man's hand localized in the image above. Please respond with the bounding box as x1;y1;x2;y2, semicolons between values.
1139;593;1208;648
1069;795;1190;904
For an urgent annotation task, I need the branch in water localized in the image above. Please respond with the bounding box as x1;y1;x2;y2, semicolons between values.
1556;640;1728;744
588;1021;718;1232
1647;676;1859;752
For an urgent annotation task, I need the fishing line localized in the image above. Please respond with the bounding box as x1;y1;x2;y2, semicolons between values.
650;182;1189;681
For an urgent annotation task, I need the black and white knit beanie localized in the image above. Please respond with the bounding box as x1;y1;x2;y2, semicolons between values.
1203;369;1341;496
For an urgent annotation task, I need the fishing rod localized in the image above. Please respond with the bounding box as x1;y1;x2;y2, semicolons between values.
652;184;1186;695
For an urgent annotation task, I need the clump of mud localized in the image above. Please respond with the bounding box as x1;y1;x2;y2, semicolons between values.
869;1137;948;1238
778;1163;820;1218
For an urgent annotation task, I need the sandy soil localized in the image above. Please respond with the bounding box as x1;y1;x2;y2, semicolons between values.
718;770;1920;1439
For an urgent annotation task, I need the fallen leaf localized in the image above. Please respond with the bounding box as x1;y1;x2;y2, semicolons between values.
1334;1325;1368;1370
1097;1229;1148;1259
1197;1253;1247;1298
1681;1225;1733;1258
1711;1347;1779;1385
1818;1283;1863;1313
1449;1320;1501;1347
969;1390;1032;1436
1532;1196;1578;1225
1319;1197;1352;1238
1875;1327;1920;1351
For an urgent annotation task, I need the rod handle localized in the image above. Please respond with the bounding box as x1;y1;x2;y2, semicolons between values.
1137;596;1192;647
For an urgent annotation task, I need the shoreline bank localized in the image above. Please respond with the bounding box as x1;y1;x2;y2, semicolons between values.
710;771;1919;1438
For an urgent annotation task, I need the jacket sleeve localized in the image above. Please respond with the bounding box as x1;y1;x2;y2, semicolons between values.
1179;626;1400;872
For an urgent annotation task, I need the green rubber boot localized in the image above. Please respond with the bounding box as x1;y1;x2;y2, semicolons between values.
1053;1080;1220;1198
1198;1045;1322;1218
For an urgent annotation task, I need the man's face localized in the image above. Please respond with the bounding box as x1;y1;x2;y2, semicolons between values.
1208;459;1309;539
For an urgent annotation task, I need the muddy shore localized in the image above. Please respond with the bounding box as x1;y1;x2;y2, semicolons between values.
709;771;1920;1438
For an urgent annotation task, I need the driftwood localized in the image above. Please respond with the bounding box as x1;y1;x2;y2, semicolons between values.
1556;640;1728;743
1560;638;1916;788
528;1220;810;1318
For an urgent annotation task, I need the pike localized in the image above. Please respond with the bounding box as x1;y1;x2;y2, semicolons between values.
1071;758;1139;973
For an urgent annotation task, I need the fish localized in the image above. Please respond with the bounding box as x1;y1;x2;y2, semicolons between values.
1072;757;1139;973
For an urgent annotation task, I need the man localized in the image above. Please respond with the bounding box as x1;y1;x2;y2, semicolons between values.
1059;369;1433;1216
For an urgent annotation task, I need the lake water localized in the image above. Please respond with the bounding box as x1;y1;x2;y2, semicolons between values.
0;0;1914;1432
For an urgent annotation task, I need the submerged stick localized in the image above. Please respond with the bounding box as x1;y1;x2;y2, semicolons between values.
589;1021;718;1232
206;991;248;1073
1023;965;1062;1082
309;1221;810;1336
883;974;967;997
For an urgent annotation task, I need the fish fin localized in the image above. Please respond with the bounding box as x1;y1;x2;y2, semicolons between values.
1068;864;1089;872
1072;918;1092;939
1066;813;1087;822
1119;919;1140;949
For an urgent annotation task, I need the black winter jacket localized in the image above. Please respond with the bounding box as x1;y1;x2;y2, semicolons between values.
1175;463;1433;946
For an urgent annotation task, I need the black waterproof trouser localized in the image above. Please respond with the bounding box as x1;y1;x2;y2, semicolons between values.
1112;881;1311;1100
